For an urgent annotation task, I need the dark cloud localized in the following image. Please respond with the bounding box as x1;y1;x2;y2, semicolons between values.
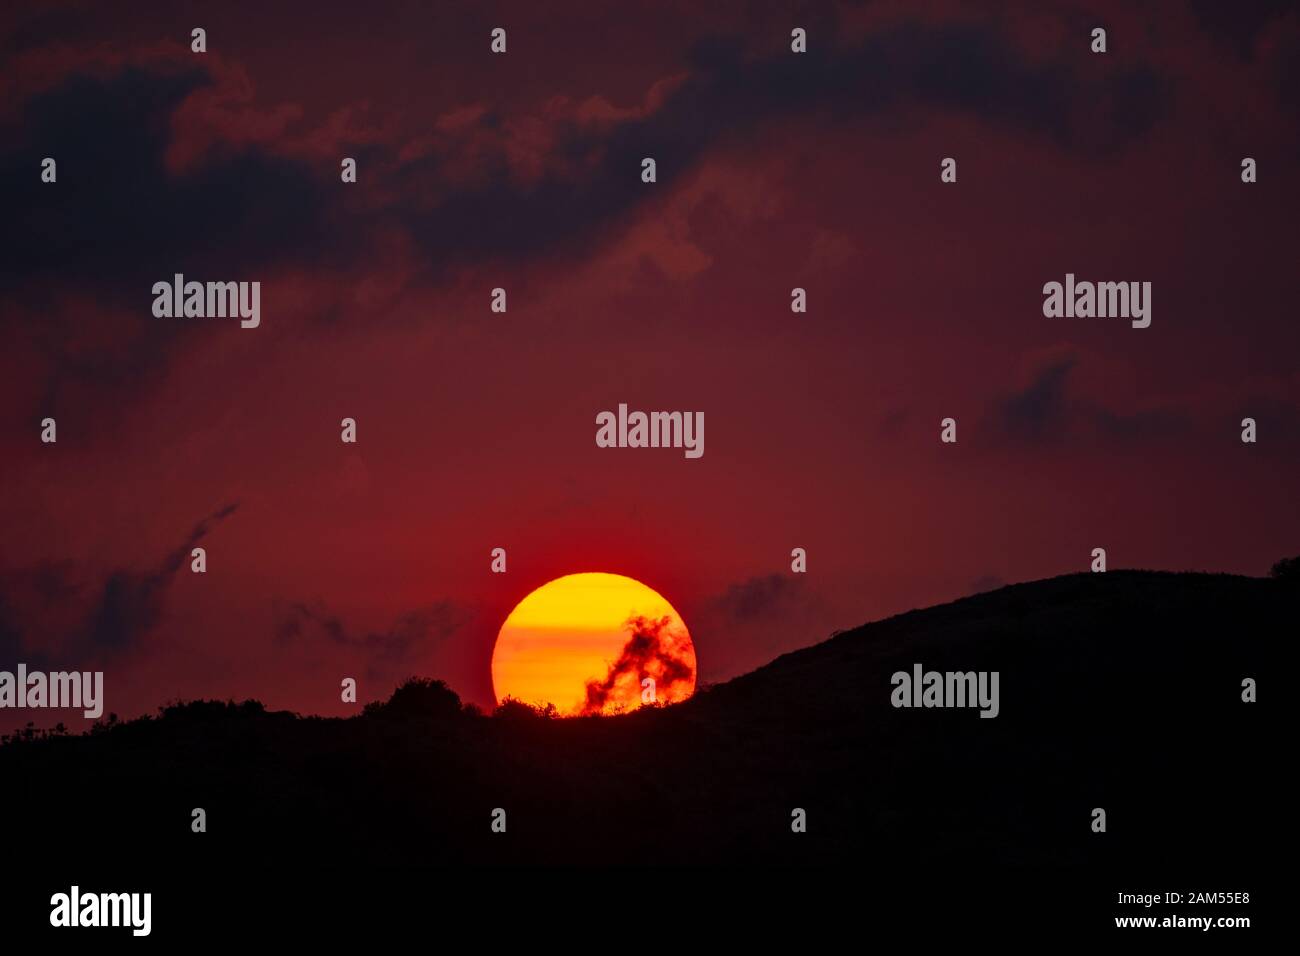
0;64;339;419
580;615;695;715
695;573;830;680
0;504;239;665
162;502;240;574
996;354;1077;444
990;354;1191;447
0;595;37;667
3;15;1171;301
0;562;84;670
0;15;1173;418
274;599;469;680
711;573;804;623
82;502;240;654
392;19;1168;277
1188;0;1294;60
0;67;336;299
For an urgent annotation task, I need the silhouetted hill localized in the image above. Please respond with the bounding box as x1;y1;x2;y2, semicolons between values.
0;571;1285;867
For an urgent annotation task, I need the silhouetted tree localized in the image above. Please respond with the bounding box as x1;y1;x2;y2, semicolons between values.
364;677;463;720
1270;555;1300;581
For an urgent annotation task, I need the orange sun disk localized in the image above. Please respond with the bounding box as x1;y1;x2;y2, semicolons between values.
490;572;697;716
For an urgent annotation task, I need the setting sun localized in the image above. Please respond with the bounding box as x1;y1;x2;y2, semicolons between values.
491;572;697;716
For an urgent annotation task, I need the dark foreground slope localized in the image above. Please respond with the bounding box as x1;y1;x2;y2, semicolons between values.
0;571;1285;868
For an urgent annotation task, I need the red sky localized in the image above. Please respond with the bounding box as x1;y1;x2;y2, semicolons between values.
2;0;1297;730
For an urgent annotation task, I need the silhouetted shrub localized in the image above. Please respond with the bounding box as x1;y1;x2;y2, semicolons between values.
492;697;558;721
1270;555;1300;581
158;699;267;721
364;677;463;720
